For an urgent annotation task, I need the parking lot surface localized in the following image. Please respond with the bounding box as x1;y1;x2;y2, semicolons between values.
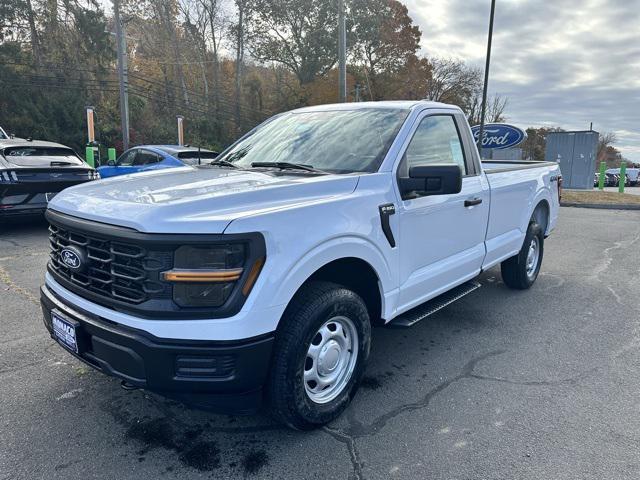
2;207;640;480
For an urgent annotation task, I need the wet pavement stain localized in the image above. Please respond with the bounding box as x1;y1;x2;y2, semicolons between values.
121;414;271;475
126;418;176;454
179;441;221;471
242;449;269;475
360;375;383;390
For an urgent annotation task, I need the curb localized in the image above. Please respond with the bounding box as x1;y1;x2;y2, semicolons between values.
561;202;640;211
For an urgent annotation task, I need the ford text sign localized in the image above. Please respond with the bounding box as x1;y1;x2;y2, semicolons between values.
471;124;527;150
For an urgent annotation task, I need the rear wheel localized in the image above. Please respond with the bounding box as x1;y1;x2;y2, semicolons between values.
501;222;544;290
267;281;371;430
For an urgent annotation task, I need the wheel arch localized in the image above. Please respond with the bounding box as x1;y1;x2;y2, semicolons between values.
531;198;550;235
270;238;392;327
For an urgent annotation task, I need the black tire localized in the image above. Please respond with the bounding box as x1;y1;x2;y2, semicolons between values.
501;222;544;290
267;281;371;430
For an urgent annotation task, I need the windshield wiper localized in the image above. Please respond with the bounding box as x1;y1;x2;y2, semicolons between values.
209;159;239;169
50;161;73;166
251;161;326;174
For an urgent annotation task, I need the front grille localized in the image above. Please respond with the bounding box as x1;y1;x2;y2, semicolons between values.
48;223;172;304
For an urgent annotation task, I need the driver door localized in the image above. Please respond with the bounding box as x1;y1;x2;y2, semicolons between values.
98;149;137;178
395;111;489;313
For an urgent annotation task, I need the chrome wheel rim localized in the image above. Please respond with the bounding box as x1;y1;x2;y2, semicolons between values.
526;236;540;279
303;316;359;404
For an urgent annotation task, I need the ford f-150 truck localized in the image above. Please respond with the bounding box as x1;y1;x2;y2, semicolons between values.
41;101;561;429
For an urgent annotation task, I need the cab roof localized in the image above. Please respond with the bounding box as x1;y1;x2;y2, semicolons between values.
292;100;460;114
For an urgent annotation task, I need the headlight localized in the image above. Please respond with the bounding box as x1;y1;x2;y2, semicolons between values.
162;244;263;308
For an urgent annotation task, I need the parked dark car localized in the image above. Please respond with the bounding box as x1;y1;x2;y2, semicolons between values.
97;145;218;178
604;173;618;187
0;139;97;218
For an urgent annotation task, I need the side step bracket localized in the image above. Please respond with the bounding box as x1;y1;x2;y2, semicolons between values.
388;280;481;328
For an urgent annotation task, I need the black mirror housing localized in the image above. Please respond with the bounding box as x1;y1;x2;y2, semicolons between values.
399;164;462;199
107;160;116;166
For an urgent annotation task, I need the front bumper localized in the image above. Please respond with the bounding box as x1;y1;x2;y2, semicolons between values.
40;284;274;414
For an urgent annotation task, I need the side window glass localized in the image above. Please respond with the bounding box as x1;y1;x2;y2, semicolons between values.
133;150;158;166
117;150;136;166
403;116;466;175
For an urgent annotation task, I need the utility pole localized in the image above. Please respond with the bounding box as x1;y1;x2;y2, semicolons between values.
338;0;347;102
477;0;496;156
177;116;184;146
113;0;130;151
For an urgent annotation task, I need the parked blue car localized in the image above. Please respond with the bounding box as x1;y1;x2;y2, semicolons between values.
97;145;218;178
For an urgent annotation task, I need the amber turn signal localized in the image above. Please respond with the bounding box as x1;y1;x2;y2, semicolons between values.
242;257;265;296
162;268;243;283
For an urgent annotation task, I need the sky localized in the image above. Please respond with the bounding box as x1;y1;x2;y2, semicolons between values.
404;0;640;161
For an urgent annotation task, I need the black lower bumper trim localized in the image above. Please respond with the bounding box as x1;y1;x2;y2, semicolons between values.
41;284;274;414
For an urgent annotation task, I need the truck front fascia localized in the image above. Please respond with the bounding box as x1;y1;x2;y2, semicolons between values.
46;209;266;320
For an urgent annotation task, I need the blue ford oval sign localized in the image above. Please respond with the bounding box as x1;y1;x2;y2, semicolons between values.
471;123;527;150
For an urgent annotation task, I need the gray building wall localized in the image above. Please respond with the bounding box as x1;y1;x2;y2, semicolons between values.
545;131;599;189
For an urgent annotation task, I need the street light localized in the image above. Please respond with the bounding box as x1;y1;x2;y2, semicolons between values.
477;0;497;156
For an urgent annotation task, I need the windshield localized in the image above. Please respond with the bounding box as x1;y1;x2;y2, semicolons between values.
0;127;7;139
218;108;409;174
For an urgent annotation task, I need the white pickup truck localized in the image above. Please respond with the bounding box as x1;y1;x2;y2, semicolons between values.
41;101;561;429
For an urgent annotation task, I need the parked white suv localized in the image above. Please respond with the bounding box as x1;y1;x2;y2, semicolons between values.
41;101;561;429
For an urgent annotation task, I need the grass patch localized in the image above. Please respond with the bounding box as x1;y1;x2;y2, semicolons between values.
562;190;640;205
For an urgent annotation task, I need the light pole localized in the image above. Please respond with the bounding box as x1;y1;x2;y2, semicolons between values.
113;0;130;151
477;0;496;156
338;0;347;102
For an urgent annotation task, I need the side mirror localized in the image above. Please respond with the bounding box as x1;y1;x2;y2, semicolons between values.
107;160;116;166
399;164;462;200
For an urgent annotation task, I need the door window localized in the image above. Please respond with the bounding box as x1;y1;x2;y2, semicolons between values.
402;115;467;175
133;150;161;166
116;150;137;166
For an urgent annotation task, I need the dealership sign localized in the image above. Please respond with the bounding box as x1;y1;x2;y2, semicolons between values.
471;123;527;150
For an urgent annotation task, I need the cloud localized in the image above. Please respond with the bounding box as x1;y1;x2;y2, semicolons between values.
405;0;640;161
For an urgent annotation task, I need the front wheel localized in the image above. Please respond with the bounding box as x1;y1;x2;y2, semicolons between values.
501;222;544;290
267;281;371;430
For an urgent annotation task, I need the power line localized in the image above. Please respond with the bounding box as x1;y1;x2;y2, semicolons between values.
1;60;271;118
128;72;272;117
0;81;120;94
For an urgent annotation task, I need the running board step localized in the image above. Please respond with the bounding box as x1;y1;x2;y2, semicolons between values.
389;281;481;328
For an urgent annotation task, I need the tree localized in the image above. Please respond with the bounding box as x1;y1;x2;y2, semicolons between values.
597;132;616;162
245;0;339;85
422;57;481;112
467;92;508;126
348;0;421;99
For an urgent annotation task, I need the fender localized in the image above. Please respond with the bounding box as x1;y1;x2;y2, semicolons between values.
524;185;553;235
269;234;395;318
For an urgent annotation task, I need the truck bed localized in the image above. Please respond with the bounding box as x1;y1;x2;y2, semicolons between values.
482;160;559;174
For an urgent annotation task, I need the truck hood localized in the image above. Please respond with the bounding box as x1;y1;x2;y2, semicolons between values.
48;166;359;233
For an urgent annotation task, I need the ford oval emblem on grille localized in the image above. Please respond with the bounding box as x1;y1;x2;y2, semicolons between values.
60;247;84;271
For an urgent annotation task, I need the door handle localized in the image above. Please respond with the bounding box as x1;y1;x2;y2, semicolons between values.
464;197;483;207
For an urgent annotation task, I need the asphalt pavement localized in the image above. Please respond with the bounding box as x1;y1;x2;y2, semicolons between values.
2;207;640;480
